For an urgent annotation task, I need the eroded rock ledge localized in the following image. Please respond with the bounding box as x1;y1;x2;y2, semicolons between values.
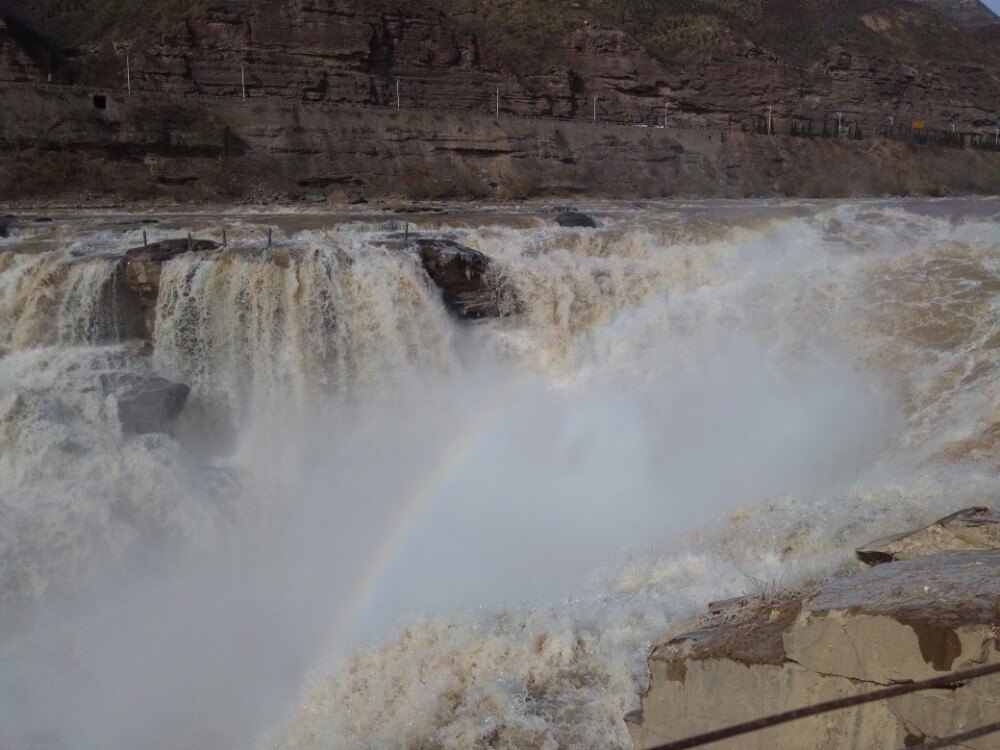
628;510;1000;750
115;234;512;336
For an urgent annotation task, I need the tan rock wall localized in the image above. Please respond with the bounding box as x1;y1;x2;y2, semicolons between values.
629;551;1000;750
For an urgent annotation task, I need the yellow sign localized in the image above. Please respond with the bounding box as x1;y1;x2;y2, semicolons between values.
911;120;925;130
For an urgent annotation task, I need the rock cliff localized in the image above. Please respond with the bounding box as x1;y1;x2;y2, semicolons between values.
1;2;999;202
3;86;1000;203
0;17;41;82
1;0;999;130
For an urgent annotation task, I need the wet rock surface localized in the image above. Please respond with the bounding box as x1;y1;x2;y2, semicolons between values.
415;239;510;319
555;210;598;228
100;372;190;434
119;237;220;336
857;506;1000;565
629;516;1000;750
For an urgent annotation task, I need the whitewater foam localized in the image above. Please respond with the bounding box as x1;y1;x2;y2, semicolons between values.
0;199;996;750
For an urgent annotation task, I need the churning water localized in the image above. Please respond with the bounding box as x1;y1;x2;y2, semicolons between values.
0;200;997;750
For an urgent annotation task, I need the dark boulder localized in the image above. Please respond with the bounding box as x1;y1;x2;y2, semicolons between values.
100;372;190;434
415;239;513;319
554;210;598;228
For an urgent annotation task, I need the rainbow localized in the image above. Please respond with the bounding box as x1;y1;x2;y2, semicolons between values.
321;374;529;653
315;223;728;658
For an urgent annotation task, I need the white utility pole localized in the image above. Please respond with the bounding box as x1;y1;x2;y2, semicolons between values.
995;126;999;145
241;64;246;100
126;55;131;95
837;111;843;138
951;122;956;133
396;79;400;109
767;103;773;134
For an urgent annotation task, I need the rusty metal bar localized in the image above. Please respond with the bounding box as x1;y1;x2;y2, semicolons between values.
647;662;1000;750
904;721;1000;750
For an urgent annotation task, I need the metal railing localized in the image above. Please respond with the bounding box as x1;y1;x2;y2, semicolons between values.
1;79;997;147
648;661;1000;750
0;79;718;133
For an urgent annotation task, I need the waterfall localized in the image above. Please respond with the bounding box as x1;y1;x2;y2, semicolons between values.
0;251;124;352
0;201;996;750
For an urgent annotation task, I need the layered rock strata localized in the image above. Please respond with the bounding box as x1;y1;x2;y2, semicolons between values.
5;86;1000;202
3;1;999;130
857;506;1000;565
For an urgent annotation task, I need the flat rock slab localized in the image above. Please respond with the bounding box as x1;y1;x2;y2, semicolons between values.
630;551;1000;750
857;506;1000;565
124;237;220;263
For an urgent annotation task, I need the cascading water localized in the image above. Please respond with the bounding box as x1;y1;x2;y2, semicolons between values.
0;200;997;750
0;251;125;352
152;242;457;429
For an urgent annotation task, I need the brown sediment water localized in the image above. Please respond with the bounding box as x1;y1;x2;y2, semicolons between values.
0;198;996;750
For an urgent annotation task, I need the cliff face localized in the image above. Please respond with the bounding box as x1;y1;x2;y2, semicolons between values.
2;0;999;130
2;1;999;204
0;18;41;82
3;86;1000;204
